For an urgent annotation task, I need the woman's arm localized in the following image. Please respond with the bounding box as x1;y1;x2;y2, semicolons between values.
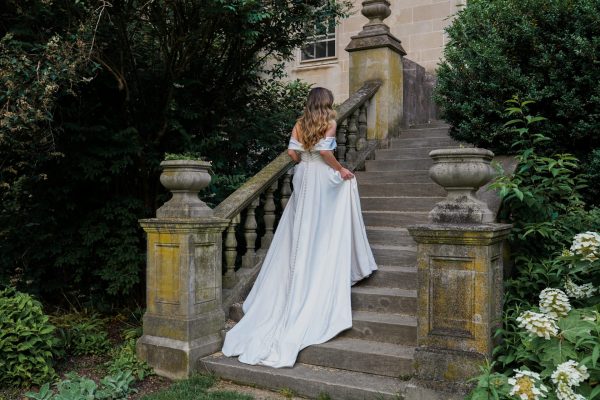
287;124;301;163
320;151;354;180
319;120;354;180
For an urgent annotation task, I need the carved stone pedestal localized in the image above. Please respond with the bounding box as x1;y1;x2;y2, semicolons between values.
346;0;406;140
408;147;512;390
137;160;229;379
408;224;511;388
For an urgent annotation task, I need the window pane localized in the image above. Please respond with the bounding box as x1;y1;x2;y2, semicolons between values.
301;43;315;61
327;40;335;57
315;41;327;59
301;18;336;61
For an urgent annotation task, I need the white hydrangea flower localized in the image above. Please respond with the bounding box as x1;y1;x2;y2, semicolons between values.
570;231;600;262
562;248;574;257
564;278;597;299
516;310;559;339
554;382;585;400
539;288;571;318
508;369;549;400
551;361;589;400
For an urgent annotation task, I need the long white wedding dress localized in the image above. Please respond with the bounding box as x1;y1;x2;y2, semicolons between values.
221;136;377;368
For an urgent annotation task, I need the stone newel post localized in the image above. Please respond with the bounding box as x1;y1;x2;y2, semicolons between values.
137;160;229;379
346;0;406;141
408;149;511;390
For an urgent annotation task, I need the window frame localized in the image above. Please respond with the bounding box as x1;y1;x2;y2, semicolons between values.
299;19;338;64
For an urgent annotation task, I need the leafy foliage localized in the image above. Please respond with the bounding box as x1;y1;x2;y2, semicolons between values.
105;326;153;380
435;0;600;203
51;312;111;357
25;371;136;400
0;288;59;387
0;0;341;308
468;100;600;399
491;98;590;270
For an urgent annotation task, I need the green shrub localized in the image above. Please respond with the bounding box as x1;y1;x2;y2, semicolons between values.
491;98;590;269
0;287;59;387
25;371;136;400
51;312;111;356
468;246;600;400
435;0;600;204
105;327;153;380
469;100;600;399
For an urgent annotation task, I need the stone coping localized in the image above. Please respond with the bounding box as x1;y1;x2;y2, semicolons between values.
213;81;382;221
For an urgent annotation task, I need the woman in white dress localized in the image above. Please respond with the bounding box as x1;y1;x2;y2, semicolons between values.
221;87;377;368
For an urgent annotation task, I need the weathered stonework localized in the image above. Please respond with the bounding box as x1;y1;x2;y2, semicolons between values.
408;224;511;386
137;218;229;379
428;148;496;224
347;0;405;140
137;160;229;380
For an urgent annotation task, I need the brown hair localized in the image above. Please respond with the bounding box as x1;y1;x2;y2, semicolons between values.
296;87;337;150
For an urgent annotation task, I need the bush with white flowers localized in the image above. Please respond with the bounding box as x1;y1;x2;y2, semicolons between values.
569;232;600;262
468;232;600;400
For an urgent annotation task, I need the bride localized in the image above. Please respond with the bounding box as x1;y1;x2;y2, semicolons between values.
221;87;377;368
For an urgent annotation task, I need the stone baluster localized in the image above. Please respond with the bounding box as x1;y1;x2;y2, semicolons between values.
336;119;348;162
357;101;368;151
258;181;278;256
346;110;359;162
280;170;293;210
241;197;260;268
222;214;241;289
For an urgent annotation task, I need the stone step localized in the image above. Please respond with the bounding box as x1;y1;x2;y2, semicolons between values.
297;338;415;378
399;127;450;138
351;286;417;314
361;196;444;212
344;311;417;345
358;183;445;197
363;211;430;227
365;158;433;171
375;146;458;159
390;137;457;148
355;170;431;183
366;226;416;246
358;265;417;290
371;244;416;265
409;121;450;129
200;354;408;400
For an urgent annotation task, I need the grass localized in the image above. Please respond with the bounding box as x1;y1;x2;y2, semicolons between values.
140;375;253;400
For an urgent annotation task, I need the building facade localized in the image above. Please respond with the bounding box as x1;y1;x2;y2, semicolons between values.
283;0;464;102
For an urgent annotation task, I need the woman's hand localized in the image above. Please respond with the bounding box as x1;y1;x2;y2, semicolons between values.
339;167;354;180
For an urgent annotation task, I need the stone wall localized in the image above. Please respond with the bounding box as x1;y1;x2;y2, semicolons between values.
283;0;465;102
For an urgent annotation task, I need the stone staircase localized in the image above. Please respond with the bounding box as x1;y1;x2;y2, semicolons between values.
201;122;463;400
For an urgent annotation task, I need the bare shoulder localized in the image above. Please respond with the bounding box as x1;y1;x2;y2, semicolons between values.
325;119;337;138
291;122;300;140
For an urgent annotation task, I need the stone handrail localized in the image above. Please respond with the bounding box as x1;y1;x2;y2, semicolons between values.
213;79;382;221
216;80;383;310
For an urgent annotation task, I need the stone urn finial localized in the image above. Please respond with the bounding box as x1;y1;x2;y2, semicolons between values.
361;0;392;33
428;148;496;224
157;160;213;218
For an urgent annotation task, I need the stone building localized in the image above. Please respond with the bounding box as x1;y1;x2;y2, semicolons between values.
283;0;465;102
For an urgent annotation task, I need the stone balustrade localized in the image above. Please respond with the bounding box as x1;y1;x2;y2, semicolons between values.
137;81;383;378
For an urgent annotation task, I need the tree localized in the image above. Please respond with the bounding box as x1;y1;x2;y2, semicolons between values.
0;0;350;308
435;0;600;204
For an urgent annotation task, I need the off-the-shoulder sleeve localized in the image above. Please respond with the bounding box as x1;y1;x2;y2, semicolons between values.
287;137;304;151
314;137;337;151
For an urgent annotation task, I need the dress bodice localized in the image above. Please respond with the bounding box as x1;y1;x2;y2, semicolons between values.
287;137;337;152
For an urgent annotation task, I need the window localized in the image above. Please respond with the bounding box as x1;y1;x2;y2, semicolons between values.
301;19;336;61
